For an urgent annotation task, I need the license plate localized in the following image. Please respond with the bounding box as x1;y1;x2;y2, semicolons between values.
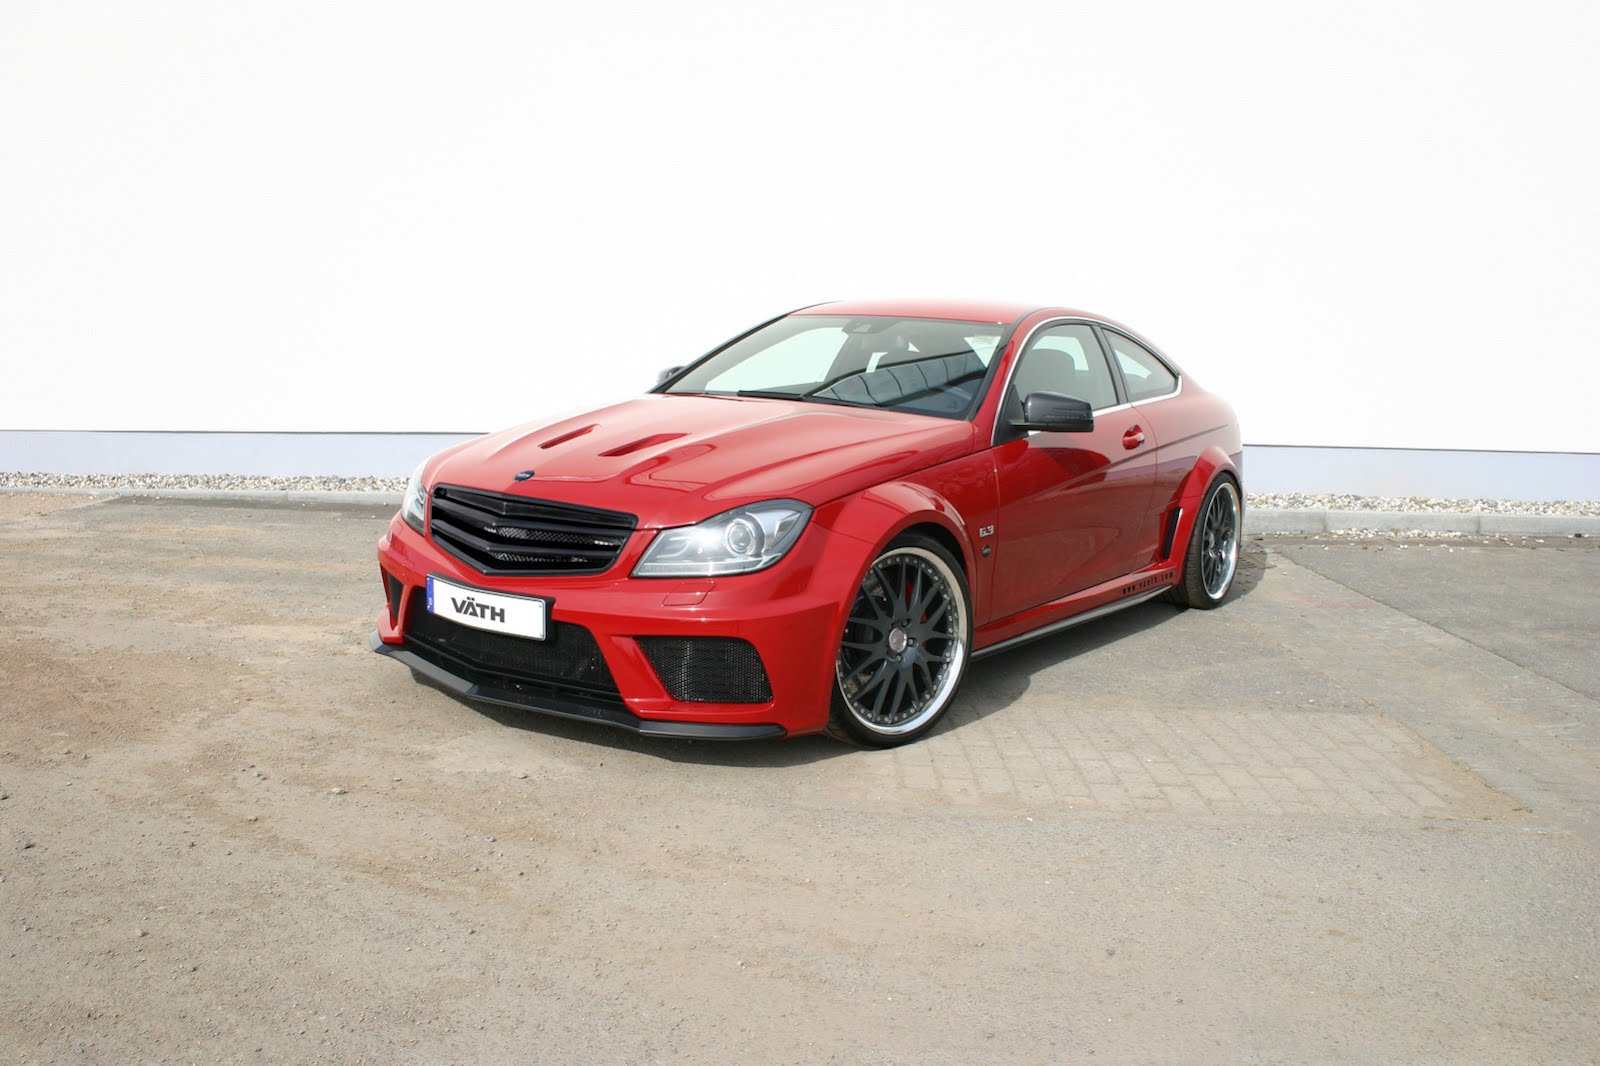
426;575;547;640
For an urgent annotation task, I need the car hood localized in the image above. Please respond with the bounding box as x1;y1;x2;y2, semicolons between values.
428;395;977;529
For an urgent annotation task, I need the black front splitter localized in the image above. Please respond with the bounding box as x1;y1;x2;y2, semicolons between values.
369;631;787;741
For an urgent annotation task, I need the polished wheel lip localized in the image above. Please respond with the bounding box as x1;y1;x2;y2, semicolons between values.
1200;480;1240;600
836;546;969;737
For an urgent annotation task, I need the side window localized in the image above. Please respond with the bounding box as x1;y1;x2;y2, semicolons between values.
1106;331;1178;402
1009;323;1118;412
704;326;847;393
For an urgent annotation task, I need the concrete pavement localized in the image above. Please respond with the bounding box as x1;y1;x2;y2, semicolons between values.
1;495;1595;1062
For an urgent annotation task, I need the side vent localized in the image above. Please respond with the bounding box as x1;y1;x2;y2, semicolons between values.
1159;507;1184;560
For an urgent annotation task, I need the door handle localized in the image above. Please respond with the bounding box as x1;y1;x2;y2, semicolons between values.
1122;426;1146;450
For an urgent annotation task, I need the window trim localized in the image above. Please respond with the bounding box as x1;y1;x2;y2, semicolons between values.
989;316;1184;447
1001;321;1123;423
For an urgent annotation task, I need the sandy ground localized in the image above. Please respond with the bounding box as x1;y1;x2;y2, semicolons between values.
1;495;1596;1063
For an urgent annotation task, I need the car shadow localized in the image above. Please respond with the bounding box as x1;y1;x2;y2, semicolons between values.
419;678;852;768
939;600;1185;737
934;537;1269;739
428;539;1271;766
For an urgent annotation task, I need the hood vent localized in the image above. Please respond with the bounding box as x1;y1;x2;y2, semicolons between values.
539;424;597;449
598;432;686;458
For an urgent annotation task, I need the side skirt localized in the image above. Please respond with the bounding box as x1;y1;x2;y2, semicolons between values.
971;581;1173;661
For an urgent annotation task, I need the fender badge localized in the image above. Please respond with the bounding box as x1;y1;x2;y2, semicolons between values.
513;470;535;481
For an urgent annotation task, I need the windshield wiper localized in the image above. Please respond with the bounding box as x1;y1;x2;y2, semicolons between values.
722;389;867;408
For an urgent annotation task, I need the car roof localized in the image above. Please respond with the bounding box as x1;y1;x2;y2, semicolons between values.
793;299;1046;325
791;299;1155;345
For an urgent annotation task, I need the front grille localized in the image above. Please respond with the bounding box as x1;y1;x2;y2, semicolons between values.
404;596;622;705
429;484;636;576
636;636;773;704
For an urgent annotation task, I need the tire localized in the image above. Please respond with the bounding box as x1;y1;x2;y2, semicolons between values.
825;534;972;747
1172;475;1241;609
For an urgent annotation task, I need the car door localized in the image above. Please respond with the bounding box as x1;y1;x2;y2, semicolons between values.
1102;327;1187;519
990;322;1160;620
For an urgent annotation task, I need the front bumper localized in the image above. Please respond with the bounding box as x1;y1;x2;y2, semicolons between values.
369;630;786;740
372;512;868;738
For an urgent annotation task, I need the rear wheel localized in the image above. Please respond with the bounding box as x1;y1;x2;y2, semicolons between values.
1173;476;1240;609
826;536;971;747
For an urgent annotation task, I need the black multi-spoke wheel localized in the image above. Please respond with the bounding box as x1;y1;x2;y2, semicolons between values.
827;536;971;747
1173;476;1241;609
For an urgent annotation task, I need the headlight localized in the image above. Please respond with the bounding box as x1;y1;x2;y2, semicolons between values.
633;500;812;577
400;461;428;533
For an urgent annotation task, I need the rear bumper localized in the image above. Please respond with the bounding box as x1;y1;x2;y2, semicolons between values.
369;631;786;740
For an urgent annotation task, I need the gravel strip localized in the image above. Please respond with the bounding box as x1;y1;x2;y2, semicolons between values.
1;472;407;493
1250;492;1599;516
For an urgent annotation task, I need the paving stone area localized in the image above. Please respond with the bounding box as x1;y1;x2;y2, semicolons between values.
867;708;1508;820
798;537;1599;846
1252;545;1600;845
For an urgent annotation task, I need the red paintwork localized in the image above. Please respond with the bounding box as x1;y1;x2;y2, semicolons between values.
376;300;1242;737
425;396;979;530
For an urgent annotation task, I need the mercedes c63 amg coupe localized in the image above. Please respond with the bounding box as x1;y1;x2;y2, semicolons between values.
372;299;1243;746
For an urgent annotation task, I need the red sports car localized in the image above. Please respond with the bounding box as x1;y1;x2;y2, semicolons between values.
372;299;1243;746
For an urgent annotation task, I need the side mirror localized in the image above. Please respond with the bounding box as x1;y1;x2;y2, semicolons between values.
1012;391;1094;433
656;365;685;386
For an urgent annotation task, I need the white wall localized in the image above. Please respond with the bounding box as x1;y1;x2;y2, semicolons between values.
3;1;1598;452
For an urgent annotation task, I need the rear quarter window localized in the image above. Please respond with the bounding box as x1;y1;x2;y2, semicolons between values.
1106;331;1178;402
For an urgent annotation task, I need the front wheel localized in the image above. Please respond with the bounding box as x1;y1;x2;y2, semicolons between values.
826;536;972;747
1173;476;1241;609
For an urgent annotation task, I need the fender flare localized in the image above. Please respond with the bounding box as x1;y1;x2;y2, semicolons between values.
1174;445;1242;510
821;481;977;578
1164;445;1243;566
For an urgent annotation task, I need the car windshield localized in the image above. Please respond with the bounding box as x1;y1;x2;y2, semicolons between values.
662;315;1006;420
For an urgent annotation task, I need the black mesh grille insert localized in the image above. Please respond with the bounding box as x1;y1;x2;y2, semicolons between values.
636;637;773;704
429;484;637;576
403;596;622;705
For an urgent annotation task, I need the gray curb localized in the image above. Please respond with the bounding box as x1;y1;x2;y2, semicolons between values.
1245;507;1600;537
5;488;1596;536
